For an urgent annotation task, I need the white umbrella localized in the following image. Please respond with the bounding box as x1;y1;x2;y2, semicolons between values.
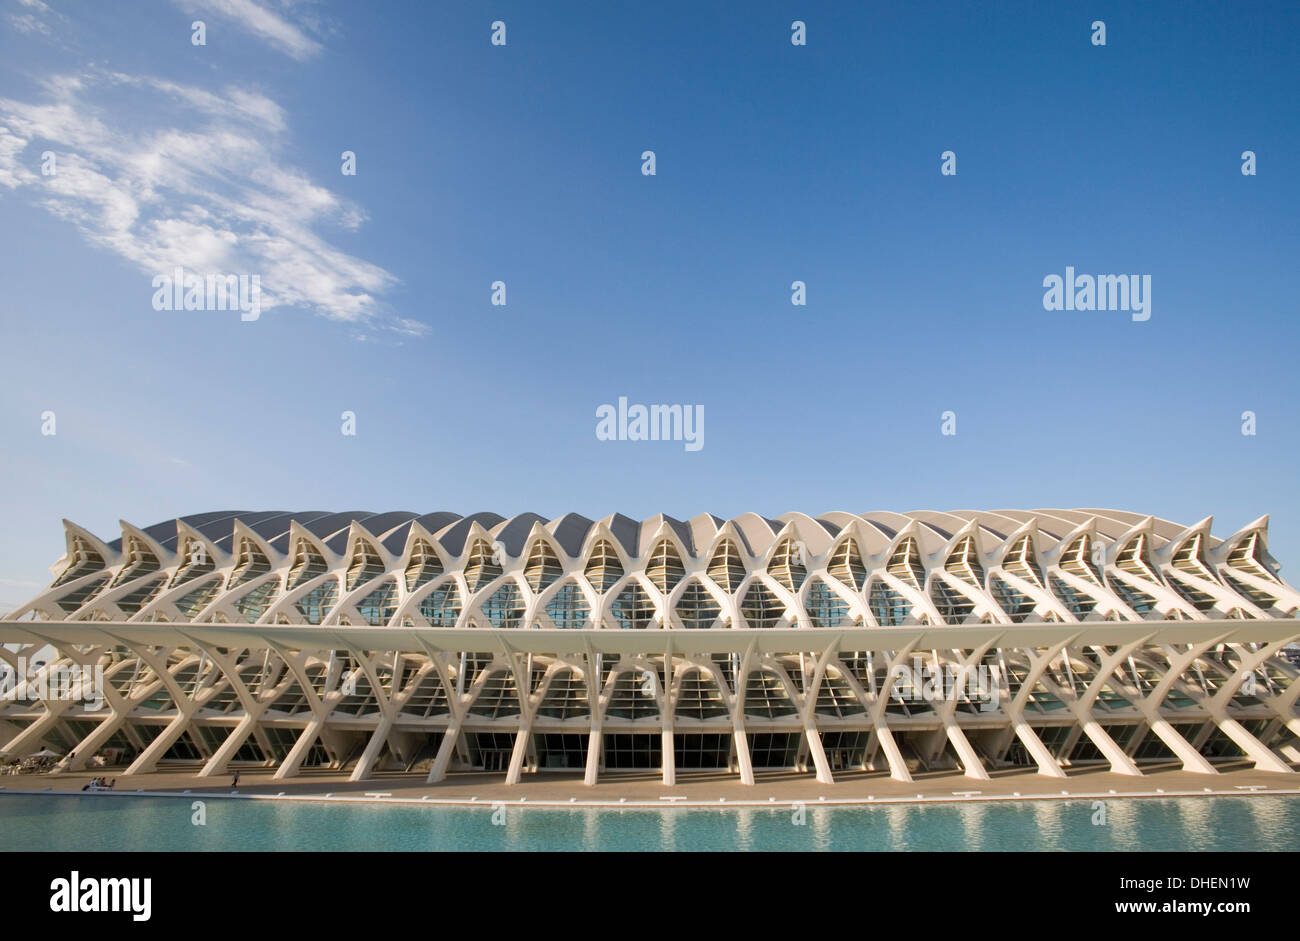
30;748;62;758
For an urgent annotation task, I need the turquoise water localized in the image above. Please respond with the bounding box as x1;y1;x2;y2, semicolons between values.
0;794;1297;851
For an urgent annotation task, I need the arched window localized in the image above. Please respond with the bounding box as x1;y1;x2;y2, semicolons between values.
229;537;271;590
546;582;590;629
524;541;563;593
944;535;984;587
345;538;385;592
171;538;216;588
743;670;797;718
234;580;279;623
869;579;909;626
1114;534;1160;585
404;539;444;593
111;537;161;587
931;579;976;623
767;538;807;591
418;580;461;628
1058;534;1101;585
646;540;685;594
537;669;589;719
827;538;867;591
740;581;784;628
482;582;524;628
886;537;925;590
584;540;624;593
1001;535;1043;587
357;577;398;626
675;670;728;719
990;573;1035;622
463;539;502;592
708;540;747;593
295;579;338;625
675;580;721;629
611;582;655;629
806;578;852;628
606;671;660;719
53;536;105;587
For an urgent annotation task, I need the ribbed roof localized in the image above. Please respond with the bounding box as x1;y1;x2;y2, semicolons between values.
98;508;1243;561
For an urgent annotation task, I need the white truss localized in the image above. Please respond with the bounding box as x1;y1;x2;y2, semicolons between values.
2;510;1298;785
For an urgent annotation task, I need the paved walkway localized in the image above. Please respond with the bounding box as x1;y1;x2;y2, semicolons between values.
3;763;1297;808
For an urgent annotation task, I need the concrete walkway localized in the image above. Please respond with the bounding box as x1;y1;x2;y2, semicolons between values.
3;763;1297;809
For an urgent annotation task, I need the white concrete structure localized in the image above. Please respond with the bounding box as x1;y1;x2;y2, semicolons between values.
1;509;1297;785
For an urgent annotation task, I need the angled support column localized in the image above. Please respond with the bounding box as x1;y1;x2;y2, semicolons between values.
1073;717;1141;776
412;640;469;784
1;699;74;760
187;643;270;778
661;719;676;787
867;639;922;783
661;642;676;786
1009;720;1070;778
1067;638;1153;776
730;639;760;786
1203;636;1300;773
505;722;531;786
200;714;260;777
584;723;602;786
1212;715;1293;773
731;715;755;786
944;722;991;781
802;723;834;784
1146;716;1217;774
349;715;395;782
797;639;842;785
930;642;1001;781
121;643;205;776
427;719;461;783
583;641;603;786
1002;638;1081;778
2;642;104;764
275;716;328;780
873;722;913;783
125;711;197;776
1139;637;1231;775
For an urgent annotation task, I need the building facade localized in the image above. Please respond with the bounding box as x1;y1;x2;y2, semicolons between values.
1;508;1298;785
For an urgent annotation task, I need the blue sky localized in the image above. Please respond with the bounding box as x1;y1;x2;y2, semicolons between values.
0;0;1296;601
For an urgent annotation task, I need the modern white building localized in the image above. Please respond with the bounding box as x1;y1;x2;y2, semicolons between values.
1;509;1297;785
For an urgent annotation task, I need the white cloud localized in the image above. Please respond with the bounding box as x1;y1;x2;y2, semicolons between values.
8;13;50;34
171;0;324;60
8;0;60;36
0;125;37;188
0;69;425;335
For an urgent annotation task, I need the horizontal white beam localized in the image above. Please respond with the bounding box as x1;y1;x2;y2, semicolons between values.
2;620;1295;655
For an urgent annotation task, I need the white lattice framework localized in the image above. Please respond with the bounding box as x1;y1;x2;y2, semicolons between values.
1;509;1297;786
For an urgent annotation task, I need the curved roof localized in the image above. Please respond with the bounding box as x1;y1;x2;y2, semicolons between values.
96;508;1260;562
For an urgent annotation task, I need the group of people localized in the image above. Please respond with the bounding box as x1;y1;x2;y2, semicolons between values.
81;777;115;791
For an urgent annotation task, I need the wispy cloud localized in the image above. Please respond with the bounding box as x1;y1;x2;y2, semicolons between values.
0;69;424;334
8;0;61;36
170;0;325;60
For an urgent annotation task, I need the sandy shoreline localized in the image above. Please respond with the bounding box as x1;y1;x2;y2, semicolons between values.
2;764;1298;809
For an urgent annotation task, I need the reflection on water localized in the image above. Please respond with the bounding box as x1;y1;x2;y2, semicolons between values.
956;802;983;853
811;801;832;850
0;793;1297;852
